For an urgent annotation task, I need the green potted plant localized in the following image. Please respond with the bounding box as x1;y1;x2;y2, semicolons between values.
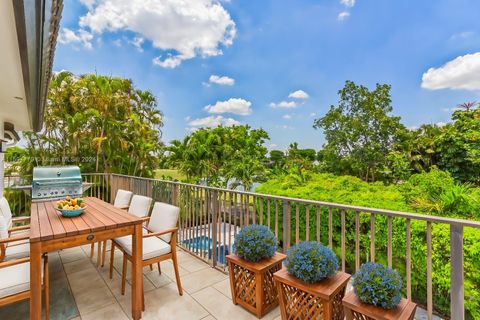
274;241;351;320
226;224;285;318
342;262;417;320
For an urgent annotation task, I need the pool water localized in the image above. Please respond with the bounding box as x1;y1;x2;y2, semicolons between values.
182;236;229;264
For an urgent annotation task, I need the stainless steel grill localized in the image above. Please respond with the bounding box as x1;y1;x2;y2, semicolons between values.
32;166;87;202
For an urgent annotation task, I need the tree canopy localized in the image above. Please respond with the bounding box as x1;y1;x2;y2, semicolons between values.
18;71;163;177
166;125;269;190
314;80;406;182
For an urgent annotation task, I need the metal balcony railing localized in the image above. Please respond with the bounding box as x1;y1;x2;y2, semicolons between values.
4;173;480;320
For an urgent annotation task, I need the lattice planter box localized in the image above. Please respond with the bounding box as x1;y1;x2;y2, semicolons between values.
227;253;286;318
342;291;417;320
273;268;350;320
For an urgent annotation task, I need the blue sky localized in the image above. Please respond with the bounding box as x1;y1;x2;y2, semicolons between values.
54;0;480;150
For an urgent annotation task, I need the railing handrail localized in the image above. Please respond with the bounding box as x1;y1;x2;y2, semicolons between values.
109;173;480;229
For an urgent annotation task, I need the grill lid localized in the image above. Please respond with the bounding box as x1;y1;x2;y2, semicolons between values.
32;166;83;202
33;166;81;181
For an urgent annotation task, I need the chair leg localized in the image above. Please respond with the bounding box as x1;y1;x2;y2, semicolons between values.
109;242;116;279
90;243;94;258
101;240;107;267
172;253;183;296
149;264;153;271
44;254;49;320
121;253;127;295
157;262;161;275
97;242;102;266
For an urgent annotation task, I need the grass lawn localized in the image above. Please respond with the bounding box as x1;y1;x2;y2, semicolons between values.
155;169;186;181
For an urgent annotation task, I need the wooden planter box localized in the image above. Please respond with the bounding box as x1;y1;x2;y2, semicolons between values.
342;291;417;320
227;253;286;318
273;268;350;320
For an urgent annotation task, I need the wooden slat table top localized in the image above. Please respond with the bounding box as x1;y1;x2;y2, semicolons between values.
30;197;143;243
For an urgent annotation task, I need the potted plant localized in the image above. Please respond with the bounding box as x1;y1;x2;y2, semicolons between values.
342;262;417;320
274;241;351;320
227;224;285;318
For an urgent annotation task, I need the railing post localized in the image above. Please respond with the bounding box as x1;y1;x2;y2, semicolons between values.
109;173;114;204
211;190;219;268
282;200;290;253
450;223;464;320
172;184;178;206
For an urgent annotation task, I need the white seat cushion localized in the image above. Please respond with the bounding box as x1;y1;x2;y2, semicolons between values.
0;215;9;239
0;198;13;229
115;235;171;260
113;190;133;208
5;241;30;260
127;195;152;218
0;260;44;299
147;202;179;243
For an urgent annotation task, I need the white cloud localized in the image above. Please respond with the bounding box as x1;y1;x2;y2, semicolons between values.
205;98;252;115
309;112;317;117
209;75;235;86
421;52;480;91
340;0;355;7
337;11;350;21
282;114;292;120
153;55;183;68
77;0;236;68
188;115;240;127
129;37;144;51
435;122;447;127
58;28;93;49
288;90;309;99
270;101;298;109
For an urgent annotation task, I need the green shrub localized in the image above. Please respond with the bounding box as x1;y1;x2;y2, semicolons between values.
256;171;480;317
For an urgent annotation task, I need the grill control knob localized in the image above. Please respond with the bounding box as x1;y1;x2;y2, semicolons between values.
37;193;41;196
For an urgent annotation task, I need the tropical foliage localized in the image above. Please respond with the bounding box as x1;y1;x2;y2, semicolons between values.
16;71;163;177
166;125;269;190
256;170;480;317
313;81;406;182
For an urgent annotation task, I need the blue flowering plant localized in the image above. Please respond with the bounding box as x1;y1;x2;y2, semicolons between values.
285;241;339;283
352;262;403;309
233;224;278;262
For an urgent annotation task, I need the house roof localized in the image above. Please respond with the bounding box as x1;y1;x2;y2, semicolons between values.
0;0;63;132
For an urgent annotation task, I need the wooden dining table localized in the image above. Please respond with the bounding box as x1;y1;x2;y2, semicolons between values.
29;197;144;320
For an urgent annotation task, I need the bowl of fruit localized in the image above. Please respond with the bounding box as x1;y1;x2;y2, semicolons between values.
56;197;86;217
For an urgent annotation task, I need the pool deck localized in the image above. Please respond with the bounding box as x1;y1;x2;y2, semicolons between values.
1;241;280;320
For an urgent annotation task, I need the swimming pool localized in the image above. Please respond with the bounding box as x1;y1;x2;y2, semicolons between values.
182;236;229;264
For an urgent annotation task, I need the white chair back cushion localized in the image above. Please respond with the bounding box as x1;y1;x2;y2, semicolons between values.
113;189;133;208
127;195;152;218
0;260;44;299
0;197;13;229
0;215;8;239
148;202;179;243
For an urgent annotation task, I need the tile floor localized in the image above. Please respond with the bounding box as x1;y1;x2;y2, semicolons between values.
56;242;281;320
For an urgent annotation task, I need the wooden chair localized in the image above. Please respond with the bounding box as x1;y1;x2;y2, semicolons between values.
0;256;49;319
92;190;134;265
104;195;153;268
113;189;133;210
0;197;30;237
0;215;29;262
110;201;182;300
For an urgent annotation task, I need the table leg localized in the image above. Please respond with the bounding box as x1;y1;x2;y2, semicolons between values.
30;241;42;320
132;224;143;319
